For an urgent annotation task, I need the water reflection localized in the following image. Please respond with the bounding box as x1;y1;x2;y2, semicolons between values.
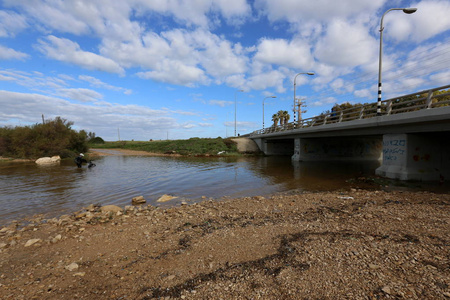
0;155;447;225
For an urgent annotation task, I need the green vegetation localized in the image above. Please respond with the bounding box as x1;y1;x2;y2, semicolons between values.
0;117;89;159
272;110;290;127
91;137;239;156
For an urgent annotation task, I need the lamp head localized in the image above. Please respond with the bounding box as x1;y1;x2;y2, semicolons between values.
271;96;277;98
306;72;315;76
403;8;417;14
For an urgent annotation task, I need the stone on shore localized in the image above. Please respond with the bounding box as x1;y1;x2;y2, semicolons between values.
132;196;146;204
100;205;123;213
24;239;42;247
65;263;79;271
157;194;178;203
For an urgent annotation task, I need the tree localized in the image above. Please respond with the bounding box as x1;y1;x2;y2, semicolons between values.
0;117;90;159
272;113;279;127
282;110;290;124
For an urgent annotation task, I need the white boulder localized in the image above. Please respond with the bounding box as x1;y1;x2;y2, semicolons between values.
35;156;61;165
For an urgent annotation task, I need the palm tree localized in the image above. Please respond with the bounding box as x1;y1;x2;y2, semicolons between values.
276;110;284;125
272;113;279;127
283;110;290;125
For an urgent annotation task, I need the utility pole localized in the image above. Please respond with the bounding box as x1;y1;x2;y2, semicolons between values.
118;128;120;141
294;98;307;124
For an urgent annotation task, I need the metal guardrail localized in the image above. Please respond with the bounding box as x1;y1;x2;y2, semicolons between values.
250;84;450;136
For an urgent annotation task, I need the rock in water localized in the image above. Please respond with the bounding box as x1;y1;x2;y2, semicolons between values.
132;196;146;204
35;156;61;165
157;194;178;203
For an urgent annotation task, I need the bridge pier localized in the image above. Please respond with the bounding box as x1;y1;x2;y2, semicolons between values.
291;136;382;162
375;133;450;181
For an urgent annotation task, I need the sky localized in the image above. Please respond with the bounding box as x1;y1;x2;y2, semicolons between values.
0;0;449;141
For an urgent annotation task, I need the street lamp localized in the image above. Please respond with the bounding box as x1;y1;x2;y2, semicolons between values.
234;89;244;136
377;7;417;116
293;72;314;126
263;95;276;129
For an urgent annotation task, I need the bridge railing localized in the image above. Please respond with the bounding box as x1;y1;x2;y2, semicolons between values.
250;84;450;136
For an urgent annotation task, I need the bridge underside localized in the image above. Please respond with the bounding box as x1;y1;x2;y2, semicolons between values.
252;132;450;181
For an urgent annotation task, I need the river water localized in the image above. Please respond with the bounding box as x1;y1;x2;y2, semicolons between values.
0;151;447;225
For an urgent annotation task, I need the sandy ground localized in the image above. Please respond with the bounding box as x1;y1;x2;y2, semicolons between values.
1;187;449;299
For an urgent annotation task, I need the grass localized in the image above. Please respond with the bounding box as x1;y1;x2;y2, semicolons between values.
89;137;240;156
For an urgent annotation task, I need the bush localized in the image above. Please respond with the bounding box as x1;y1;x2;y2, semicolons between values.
89;136;105;144
0;117;90;159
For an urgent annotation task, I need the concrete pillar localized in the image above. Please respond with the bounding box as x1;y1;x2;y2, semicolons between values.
375;133;448;181
292;138;302;161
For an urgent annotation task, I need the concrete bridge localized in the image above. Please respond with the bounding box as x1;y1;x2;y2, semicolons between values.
247;84;450;181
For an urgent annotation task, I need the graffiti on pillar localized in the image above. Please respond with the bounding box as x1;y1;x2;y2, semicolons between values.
383;139;406;161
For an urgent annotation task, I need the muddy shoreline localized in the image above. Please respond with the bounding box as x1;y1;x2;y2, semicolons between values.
1;189;449;299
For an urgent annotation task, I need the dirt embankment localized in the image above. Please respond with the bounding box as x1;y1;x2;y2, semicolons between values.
1;189;449;299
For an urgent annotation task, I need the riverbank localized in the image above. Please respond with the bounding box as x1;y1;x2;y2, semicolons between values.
90;137;247;157
1;189;449;299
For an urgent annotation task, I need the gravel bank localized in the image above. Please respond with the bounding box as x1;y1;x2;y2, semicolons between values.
0;189;449;299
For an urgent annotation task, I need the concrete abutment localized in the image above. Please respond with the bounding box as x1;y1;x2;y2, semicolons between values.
375;133;450;181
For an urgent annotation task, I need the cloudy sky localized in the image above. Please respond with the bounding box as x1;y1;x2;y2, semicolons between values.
1;0;449;141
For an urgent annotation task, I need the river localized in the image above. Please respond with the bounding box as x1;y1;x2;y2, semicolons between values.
0;151;447;225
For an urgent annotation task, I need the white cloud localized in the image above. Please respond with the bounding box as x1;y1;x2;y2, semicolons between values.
254;38;313;69
255;0;384;24
58;88;103;103
136;60;209;86
315;19;377;67
78;75;132;94
430;71;450;85
388;1;450;43
209;100;233;107
134;0;250;28
246;69;287;93
0;10;28;37
354;88;372;98
0;45;29;60
35;36;125;74
198;123;213;127
0;90;178;140
101;28;247;86
310;96;338;107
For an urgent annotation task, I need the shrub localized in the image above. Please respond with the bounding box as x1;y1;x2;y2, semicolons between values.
89;136;105;144
0;117;90;159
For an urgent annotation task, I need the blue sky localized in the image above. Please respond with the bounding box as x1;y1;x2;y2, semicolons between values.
1;0;449;141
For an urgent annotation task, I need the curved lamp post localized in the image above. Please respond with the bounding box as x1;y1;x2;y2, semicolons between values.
293;72;314;126
263;95;276;129
377;7;417;116
234;89;244;136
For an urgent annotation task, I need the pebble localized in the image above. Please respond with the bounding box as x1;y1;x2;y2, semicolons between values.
24;239;42;247
65;263;79;271
51;235;62;243
382;286;392;295
100;205;123;213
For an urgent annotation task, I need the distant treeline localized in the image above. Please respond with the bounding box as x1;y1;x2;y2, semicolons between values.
0;117;89;159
